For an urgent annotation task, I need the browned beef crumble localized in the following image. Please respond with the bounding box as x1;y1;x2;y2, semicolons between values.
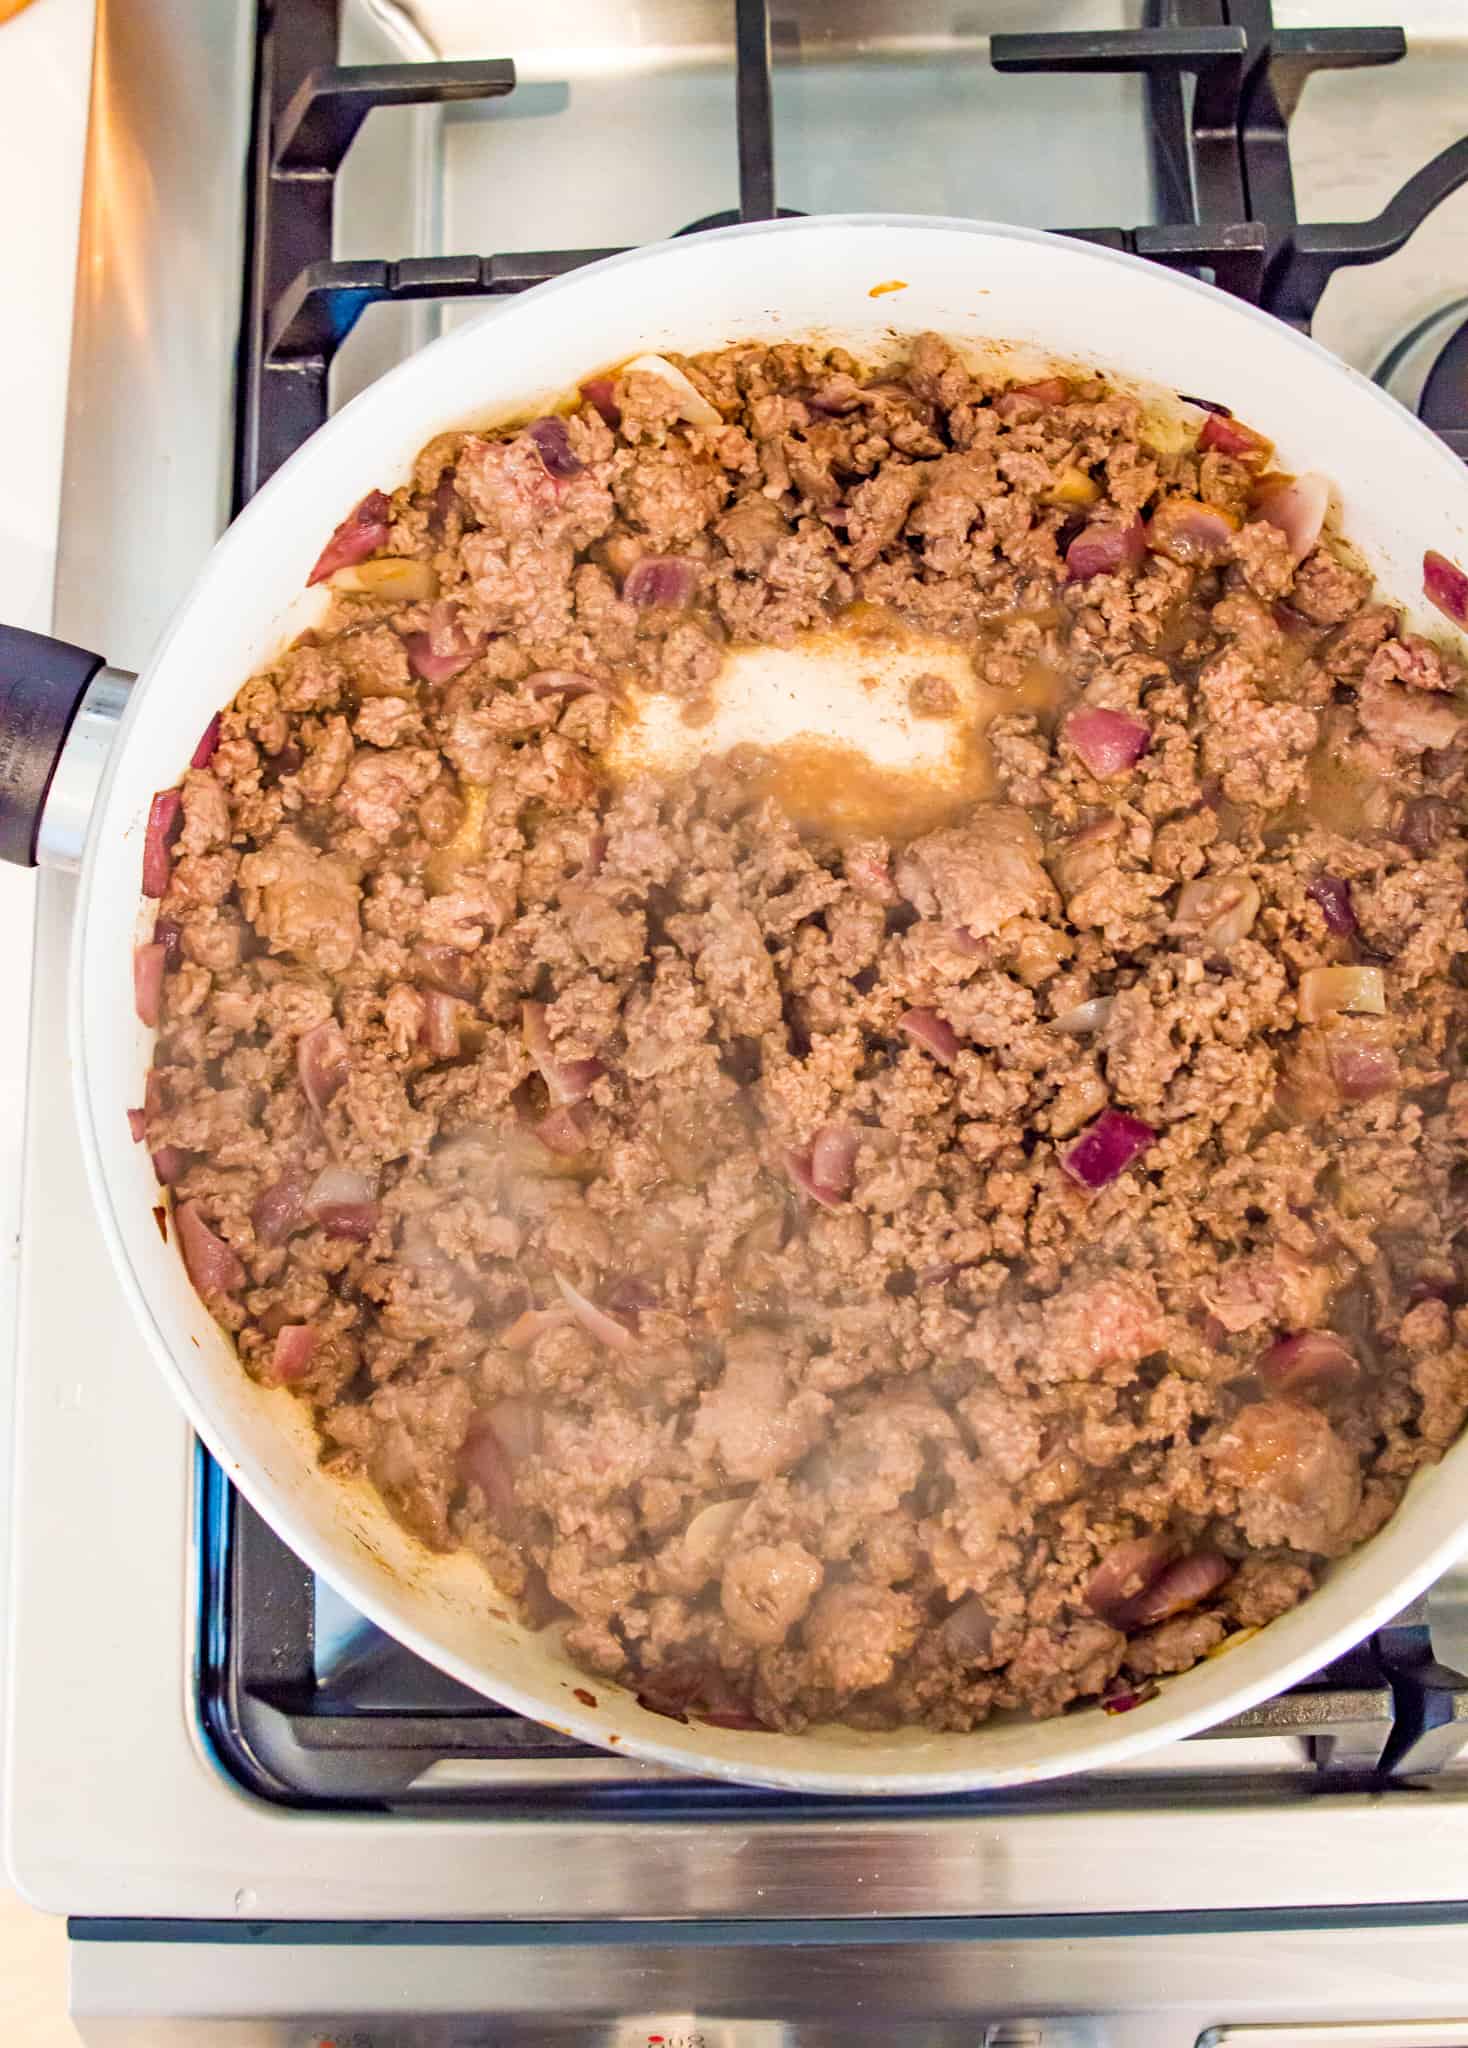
139;334;1468;1735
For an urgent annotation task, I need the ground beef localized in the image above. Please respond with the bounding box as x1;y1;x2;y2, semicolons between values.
139;336;1468;1738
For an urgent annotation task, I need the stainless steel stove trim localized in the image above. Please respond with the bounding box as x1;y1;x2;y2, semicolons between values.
36;666;134;871
61;1921;1468;2047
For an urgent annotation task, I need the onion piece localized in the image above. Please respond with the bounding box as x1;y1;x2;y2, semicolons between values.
191;715;222;770
1053;996;1114;1034
623;555;698;609
307;489;392;586
810;1123;858;1199
501;1306;573;1353
175;1201;245;1296
1101;1678;1160;1714
1198;411;1272;462
942;1595;994;1662
1086;1535;1178;1625
1065;517;1145;583
525;669;616;699
306;1165;379;1241
785;1148;841;1208
413;943;478;1000
401;599;485;684
1179;394;1231;417
150;1145;188;1186
252;1168;311;1248
1061;1107;1157;1189
269;1324;319;1386
1066;705;1150;777
897;1007;961;1067
133;942;166;1027
535;1105;590;1156
1306;872;1357;937
580;376;621;428
127;1107;147;1143
1424;547;1468;628
680;1498;749;1571
330;556;438;602
1123;1551;1232;1629
1253;472;1329;563
524;415;584;480
1297;963;1385;1023
620;352;722;429
421;990;463;1060
153;916;183;968
142;789;182;898
1326;1026;1399;1102
1174;874;1261;953
1258;1329;1359;1400
522;1001;605;1106
459;1415;517;1522
554;1270;634;1350
297;1020;350;1119
1145;496;1238;567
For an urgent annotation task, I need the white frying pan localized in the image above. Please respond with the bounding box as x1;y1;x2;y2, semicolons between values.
5;216;1468;1795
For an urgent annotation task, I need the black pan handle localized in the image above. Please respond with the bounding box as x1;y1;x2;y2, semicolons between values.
0;624;108;867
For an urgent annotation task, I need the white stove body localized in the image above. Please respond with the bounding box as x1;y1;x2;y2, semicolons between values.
10;1;1468;2039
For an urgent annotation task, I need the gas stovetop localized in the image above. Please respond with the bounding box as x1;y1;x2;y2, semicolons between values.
17;1;1468;2041
204;0;1468;1814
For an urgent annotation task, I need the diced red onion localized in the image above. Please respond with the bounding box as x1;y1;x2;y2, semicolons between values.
175;1201;245;1296
1307;872;1357;937
554;1270;634;1350
1122;1551;1232;1629
501;1306;573;1352
127;1107;147;1143
524;416;584;481
1145;497;1237;566
413;944;478;999
1053;996;1114;1034
580;376;621;429
535;1105;590;1155
307;489;392;586
1178;394;1231;417
897;1007;961;1067
918;1261;959;1287
269;1324;319;1385
316;1204;379;1242
401;600;484;684
421;990;462;1060
1253;472;1329;563
142;789;182;898
522;1001;604;1106
1258;1329;1359;1400
525;669;615;699
459;1415;517;1522
1101;1679;1160;1715
1198;411;1271;460
306;1165;378;1240
1086;1534;1178;1625
810;1123;858;1199
785;1149;840;1208
1066;705;1150;778
191;714;222;770
1424;547;1468;628
605;1273;658;1318
1327;1031;1399;1103
150;1145;188;1186
1065;517;1145;583
623;555;697;609
942;1596;994;1662
252;1167;311;1248
428;472;458;539
154;916;183;969
297;1020;350;1120
133;942;166;1027
1060;1107;1157;1189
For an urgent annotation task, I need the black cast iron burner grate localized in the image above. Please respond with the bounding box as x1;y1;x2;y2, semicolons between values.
209;0;1468;1809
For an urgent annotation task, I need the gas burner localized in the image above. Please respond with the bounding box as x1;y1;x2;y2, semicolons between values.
1375;297;1468;455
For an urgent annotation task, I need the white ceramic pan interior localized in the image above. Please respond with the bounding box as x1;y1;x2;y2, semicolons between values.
72;216;1468;1794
